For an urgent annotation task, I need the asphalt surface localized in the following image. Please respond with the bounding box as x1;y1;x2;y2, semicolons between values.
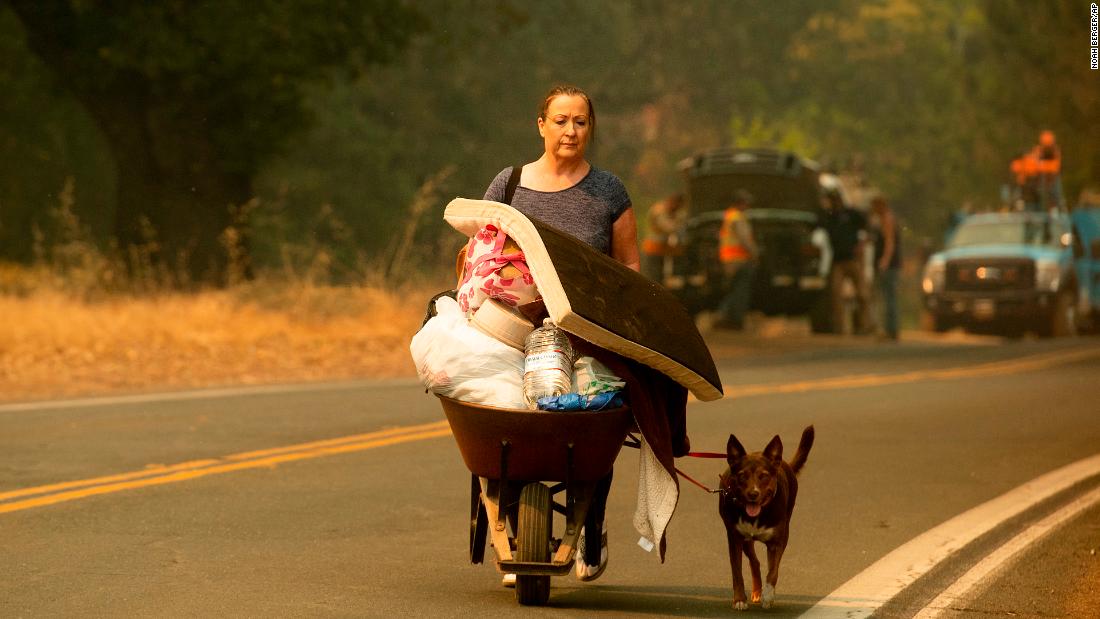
961;501;1100;618
2;325;1099;617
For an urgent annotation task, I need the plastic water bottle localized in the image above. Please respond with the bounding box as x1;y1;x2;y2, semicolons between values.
523;318;574;409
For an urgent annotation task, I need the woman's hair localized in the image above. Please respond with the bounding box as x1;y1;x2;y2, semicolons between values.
538;85;595;143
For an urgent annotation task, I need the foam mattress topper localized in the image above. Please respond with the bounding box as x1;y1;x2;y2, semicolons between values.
444;198;723;402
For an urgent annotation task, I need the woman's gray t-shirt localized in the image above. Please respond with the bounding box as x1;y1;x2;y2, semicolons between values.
483;166;632;255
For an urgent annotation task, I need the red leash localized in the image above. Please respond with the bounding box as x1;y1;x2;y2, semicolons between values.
624;435;726;494
677;450;727;494
674;466;721;494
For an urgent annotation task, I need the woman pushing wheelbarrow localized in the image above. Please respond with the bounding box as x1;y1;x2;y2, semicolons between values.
411;85;723;606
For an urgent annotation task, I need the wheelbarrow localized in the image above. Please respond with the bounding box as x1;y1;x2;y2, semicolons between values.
437;395;634;606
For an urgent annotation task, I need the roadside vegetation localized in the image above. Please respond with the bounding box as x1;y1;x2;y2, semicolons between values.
0;277;428;403
0;186;444;403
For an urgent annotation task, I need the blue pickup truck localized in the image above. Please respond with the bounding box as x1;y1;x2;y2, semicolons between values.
921;207;1100;336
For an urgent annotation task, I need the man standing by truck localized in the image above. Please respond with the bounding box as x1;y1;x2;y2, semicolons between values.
641;193;685;282
1011;130;1064;212
823;191;871;334
871;196;901;340
715;190;759;330
1031;130;1063;211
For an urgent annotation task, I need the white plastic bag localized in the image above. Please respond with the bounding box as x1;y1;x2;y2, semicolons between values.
572;356;625;395
410;296;526;409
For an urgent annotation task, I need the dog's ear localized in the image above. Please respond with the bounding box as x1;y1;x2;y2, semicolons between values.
764;435;784;463
727;434;747;464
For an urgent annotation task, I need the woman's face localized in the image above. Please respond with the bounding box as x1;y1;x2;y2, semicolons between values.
538;95;591;161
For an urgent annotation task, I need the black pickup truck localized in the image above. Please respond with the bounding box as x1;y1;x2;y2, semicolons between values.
661;148;841;332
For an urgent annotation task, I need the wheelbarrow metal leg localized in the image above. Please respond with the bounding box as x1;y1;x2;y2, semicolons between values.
551;480;595;566
565;443;575;535
479;477;513;562
495;440;510;533
470;473;488;564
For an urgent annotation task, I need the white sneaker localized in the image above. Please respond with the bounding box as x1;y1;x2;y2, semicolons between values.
574;528;608;582
501;573;516;588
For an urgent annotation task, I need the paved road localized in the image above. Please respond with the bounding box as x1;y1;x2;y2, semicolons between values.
2;330;1098;617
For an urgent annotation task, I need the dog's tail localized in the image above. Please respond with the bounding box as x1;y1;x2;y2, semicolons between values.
789;425;815;475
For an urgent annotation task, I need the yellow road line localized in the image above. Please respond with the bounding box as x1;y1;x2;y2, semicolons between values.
220;420;450;462
0;420;450;503
0;458;223;502
724;347;1100;399
0;427;453;514
4;347;1097;515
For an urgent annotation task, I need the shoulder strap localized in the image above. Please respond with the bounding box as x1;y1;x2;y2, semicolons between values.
503;165;522;205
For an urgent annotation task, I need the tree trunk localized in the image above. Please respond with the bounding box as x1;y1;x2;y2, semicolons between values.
8;1;251;285
84;84;250;284
69;81;250;285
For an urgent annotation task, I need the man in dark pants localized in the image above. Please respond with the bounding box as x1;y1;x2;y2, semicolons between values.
823;192;870;333
715;190;759;330
871;196;901;340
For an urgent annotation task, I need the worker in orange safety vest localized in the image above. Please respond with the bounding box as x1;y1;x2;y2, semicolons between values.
1030;130;1063;210
1010;152;1039;186
715;189;759;330
641;193;686;282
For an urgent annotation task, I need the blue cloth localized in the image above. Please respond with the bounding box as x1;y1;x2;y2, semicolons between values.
537;391;625;411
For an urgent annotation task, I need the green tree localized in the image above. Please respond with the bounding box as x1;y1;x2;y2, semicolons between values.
979;0;1100;204
783;0;988;233
4;0;424;281
0;8;115;262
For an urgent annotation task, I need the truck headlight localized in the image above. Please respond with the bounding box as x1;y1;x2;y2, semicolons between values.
1035;260;1060;292
922;260;945;294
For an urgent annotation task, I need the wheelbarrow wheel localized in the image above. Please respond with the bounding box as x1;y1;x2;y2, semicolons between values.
515;482;551;606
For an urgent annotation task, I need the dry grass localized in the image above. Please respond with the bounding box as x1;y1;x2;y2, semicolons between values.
0;179;462;403
0;270;440;403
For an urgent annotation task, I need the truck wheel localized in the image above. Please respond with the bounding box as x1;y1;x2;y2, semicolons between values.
515;482;551;606
809;296;832;333
1046;289;1078;338
1078;307;1096;334
930;312;951;333
919;308;951;333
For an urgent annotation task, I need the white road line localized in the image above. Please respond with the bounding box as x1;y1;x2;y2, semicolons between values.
799;453;1100;619
913;484;1100;619
0;378;421;414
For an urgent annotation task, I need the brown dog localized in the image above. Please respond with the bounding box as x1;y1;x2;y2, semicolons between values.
719;426;814;610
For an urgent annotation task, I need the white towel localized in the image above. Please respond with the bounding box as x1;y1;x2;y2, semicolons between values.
633;435;679;559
